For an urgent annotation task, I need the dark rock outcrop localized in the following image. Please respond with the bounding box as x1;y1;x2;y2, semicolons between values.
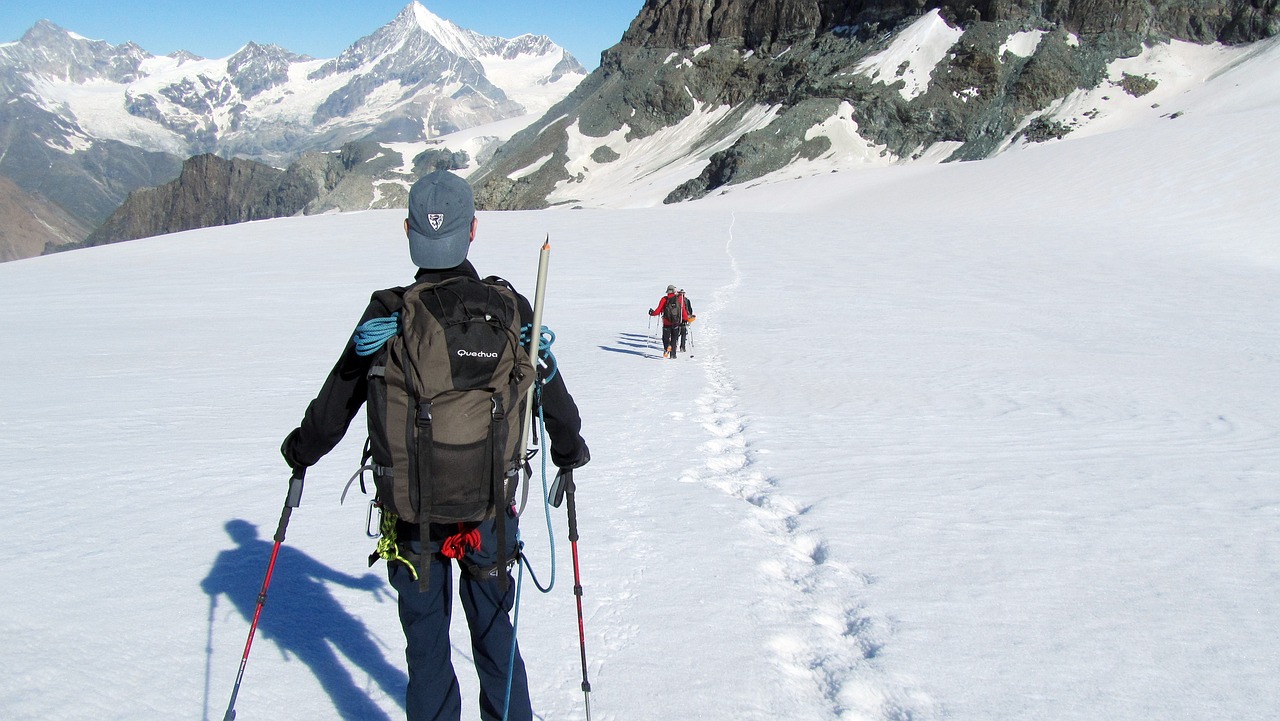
623;0;1278;49
473;0;1279;208
84;154;315;246
79;138;454;247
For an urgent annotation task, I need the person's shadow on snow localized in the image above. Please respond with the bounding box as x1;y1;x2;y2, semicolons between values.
202;519;406;720
600;332;662;358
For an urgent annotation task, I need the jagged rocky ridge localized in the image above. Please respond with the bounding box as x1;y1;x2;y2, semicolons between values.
471;0;1279;208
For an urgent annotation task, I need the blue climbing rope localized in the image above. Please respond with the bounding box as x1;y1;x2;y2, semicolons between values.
527;392;557;593
520;324;559;383
503;355;562;720
502;556;525;721
503;399;558;720
353;313;399;356
517;323;560;594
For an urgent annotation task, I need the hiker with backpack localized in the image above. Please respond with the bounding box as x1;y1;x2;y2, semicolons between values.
280;169;590;721
676;289;695;353
648;285;694;358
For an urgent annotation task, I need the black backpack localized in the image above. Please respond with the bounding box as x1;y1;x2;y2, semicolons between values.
663;293;683;324
364;275;534;586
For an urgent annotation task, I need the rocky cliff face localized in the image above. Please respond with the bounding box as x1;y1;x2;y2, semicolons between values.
82;141;472;247
471;0;1278;208
83;155;314;246
624;0;1277;48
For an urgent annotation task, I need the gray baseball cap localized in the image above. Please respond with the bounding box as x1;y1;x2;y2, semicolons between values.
406;170;475;269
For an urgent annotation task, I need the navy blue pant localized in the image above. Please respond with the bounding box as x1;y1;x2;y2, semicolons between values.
387;514;530;721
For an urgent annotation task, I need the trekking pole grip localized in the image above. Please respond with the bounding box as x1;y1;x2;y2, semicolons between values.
274;470;306;543
562;471;580;543
286;470;306;508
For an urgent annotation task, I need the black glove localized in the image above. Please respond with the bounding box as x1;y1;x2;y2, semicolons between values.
555;442;590;471
280;428;308;477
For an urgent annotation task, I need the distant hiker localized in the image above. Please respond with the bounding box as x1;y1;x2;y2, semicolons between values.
649;285;694;358
676;289;695;352
280;170;590;721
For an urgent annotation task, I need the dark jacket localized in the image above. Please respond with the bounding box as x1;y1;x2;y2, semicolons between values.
282;260;589;475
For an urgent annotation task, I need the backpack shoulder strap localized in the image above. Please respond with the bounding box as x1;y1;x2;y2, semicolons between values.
370;286;406;313
481;274;519;293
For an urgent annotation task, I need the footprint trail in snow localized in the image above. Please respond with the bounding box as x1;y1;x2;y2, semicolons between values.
676;214;938;721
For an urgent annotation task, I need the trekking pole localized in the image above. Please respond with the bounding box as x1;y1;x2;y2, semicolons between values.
550;469;592;720
203;595;216;721
221;471;306;721
517;236;551;513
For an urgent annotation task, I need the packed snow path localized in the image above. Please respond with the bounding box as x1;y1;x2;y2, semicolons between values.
677;216;933;719
585;213;935;720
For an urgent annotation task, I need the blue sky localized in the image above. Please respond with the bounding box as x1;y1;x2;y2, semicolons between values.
0;1;644;69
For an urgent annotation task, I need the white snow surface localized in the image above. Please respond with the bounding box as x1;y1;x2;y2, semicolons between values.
1000;31;1046;58
546;102;782;207
1;33;1279;721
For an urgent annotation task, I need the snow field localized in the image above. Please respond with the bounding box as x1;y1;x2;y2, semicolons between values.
1;44;1278;719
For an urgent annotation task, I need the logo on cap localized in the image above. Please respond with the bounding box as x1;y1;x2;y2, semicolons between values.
428;213;444;231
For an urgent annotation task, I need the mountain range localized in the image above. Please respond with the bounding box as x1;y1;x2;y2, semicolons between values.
2;0;1277;262
0;2;585;259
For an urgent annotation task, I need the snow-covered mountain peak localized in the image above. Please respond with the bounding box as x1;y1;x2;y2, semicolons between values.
3;20;152;84
0;5;588;257
1;6;585;166
407;1;481;58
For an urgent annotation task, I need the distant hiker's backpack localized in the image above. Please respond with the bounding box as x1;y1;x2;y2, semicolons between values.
365;276;534;529
663;294;683;324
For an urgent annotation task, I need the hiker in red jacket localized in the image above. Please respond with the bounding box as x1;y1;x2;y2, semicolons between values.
649;285;694;358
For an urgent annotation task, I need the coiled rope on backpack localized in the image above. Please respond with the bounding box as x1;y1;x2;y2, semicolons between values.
353;313;400;356
520;324;558;383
